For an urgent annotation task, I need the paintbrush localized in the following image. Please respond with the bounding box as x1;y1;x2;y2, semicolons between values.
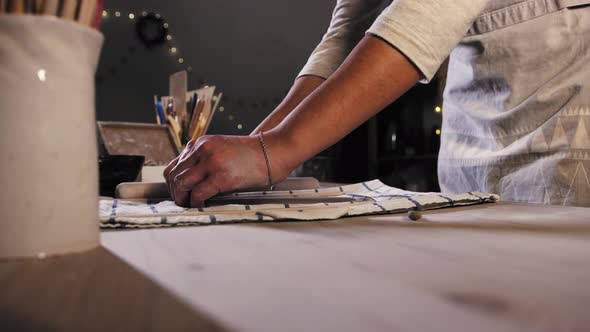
60;0;76;19
204;92;222;135
32;0;42;13
41;0;57;15
0;0;6;13
8;0;25;14
77;0;95;27
189;98;205;140
153;95;161;125
167;115;182;149
23;0;33;13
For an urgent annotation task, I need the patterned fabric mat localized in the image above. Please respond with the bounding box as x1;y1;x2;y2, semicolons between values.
99;180;499;229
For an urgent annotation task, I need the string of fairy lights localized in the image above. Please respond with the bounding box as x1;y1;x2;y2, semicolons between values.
101;9;185;65
435;106;442;136
99;8;286;132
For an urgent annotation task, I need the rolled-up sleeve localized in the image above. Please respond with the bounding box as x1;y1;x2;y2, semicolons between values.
298;0;388;80
300;0;489;83
367;0;489;82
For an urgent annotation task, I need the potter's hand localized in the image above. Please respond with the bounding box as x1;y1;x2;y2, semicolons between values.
163;135;290;207
164;36;420;208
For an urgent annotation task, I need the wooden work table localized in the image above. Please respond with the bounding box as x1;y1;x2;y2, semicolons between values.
1;202;590;331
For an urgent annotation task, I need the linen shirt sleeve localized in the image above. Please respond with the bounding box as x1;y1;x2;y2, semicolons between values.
299;0;489;83
367;0;489;82
298;0;388;80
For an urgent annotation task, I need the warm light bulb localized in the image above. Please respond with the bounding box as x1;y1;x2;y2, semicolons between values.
115;11;121;17
129;13;135;19
166;35;172;40
435;106;442;113
37;69;46;82
102;10;108;17
435;129;441;135
237;124;243;130
178;58;184;64
170;47;177;54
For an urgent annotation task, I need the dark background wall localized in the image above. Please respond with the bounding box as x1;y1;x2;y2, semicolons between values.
96;0;335;135
96;0;443;190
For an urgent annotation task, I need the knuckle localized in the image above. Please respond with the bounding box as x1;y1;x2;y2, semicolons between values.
168;167;178;180
198;136;221;153
186;139;197;149
163;159;177;177
177;150;192;163
173;174;188;191
200;141;213;153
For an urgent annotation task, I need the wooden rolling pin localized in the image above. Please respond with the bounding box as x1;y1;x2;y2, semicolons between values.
115;177;322;200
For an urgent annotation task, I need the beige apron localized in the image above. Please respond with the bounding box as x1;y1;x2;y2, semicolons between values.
439;0;590;206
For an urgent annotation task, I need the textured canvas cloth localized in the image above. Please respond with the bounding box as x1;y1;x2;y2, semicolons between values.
99;180;498;229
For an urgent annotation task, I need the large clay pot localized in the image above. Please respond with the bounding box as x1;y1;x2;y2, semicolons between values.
0;15;103;258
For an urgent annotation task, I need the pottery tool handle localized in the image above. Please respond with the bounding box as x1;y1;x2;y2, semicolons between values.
189;98;205;140
41;0;57;15
23;0;33;13
32;0;42;13
8;0;25;13
77;0;95;27
60;0;77;20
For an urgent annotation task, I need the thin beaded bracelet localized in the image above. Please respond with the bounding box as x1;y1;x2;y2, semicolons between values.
258;132;273;189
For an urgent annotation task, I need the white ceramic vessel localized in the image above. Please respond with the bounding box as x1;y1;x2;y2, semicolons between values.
0;15;104;258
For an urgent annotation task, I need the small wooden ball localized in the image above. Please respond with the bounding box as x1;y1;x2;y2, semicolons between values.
408;210;422;221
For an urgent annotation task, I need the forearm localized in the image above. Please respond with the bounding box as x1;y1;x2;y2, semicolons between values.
266;35;420;172
251;75;325;135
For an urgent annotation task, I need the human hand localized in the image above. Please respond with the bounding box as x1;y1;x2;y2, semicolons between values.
163;134;290;207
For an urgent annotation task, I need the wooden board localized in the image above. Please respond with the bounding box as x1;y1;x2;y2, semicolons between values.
97;122;180;166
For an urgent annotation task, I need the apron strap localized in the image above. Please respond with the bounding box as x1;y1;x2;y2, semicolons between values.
557;0;590;8
468;0;590;36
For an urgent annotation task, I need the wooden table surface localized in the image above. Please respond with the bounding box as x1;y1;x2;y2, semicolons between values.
2;202;590;331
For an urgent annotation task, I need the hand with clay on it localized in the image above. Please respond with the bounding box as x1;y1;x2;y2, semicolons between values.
163;134;291;207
